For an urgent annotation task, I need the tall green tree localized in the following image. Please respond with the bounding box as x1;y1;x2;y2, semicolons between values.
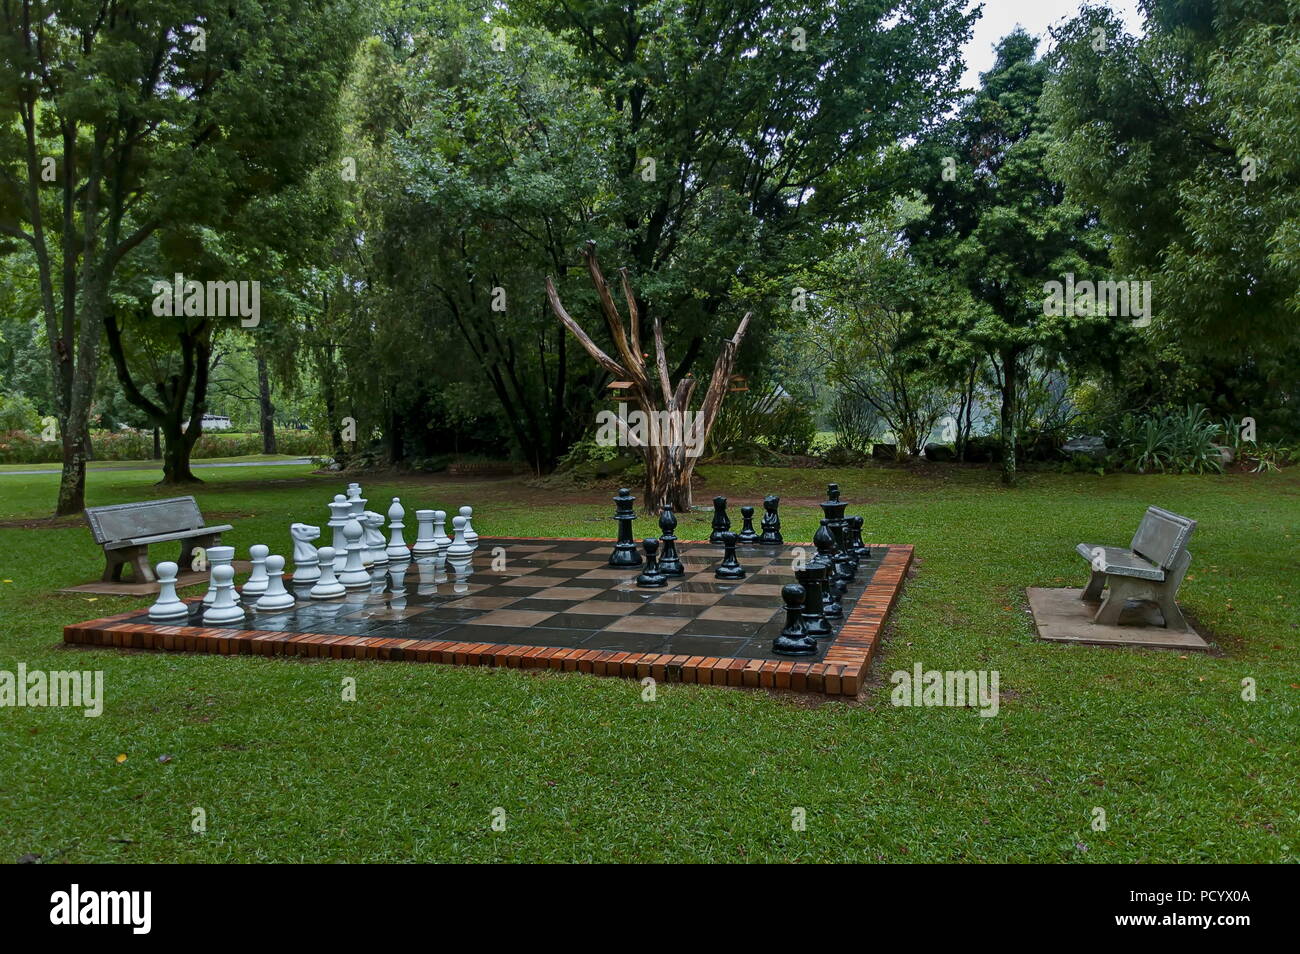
1045;2;1300;434
906;31;1111;484
0;0;363;512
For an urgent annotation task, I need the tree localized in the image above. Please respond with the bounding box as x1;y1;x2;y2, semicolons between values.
546;242;749;512
905;31;1112;483
0;0;362;510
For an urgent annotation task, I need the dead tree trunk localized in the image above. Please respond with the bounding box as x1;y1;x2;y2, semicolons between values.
545;242;750;513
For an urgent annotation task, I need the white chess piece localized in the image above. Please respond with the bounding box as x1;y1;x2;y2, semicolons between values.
432;510;451;554
253;555;296;611
415;559;437;595
459;506;478;548
243;544;270;595
446;515;474;572
339;518;370;589
385;498;409;561
290;523;321;583
149;561;189;622
310;547;346;599
361;511;388;565
203;564;245;625
203;545;238;605
346;483;366;519
412;509;437;555
328;495;352;569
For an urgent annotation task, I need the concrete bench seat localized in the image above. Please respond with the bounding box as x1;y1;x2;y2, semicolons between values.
1073;543;1164;581
1076;507;1196;631
85;497;233;583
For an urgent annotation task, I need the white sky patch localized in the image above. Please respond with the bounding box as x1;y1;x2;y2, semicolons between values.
960;0;1146;89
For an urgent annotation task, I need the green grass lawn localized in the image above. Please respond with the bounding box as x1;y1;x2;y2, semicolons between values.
1;461;1296;862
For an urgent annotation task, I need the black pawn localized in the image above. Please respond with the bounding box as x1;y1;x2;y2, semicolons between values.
819;562;843;618
609;487;642;567
714;531;746;579
636;538;667;587
794;564;833;637
848;515;870;559
709;495;731;544
657;507;684;577
759;494;783;544
738;505;758;544
772;583;817;656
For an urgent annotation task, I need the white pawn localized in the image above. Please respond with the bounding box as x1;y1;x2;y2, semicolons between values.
361;511;388;565
149;561;189;622
432;510;451;554
339;518;370;589
385;498;409;561
203;545;238;604
328;495;352;569
310;547;346;599
412;509;437;555
253;555;296;611
447;514;474;570
203;564;245;625
290;523;321;583
459;506;478;548
243;544;270;596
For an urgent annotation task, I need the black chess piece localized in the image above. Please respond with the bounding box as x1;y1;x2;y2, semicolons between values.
813;521;849;599
609;487;643;567
636;538;668;587
738;505;758;544
794;564;833;637
714;531;746;579
818;561;844;619
709;495;731;544
772;583;817;656
657;507;684;577
847;514;870;559
831;520;858;576
759;494;783;544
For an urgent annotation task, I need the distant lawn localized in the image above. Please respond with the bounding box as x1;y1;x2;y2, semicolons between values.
0;462;1296;862
0;454;310;473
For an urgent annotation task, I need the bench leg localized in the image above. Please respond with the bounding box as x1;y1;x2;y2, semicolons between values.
1081;570;1106;602
1156;550;1192;632
179;534;220;573
101;553;126;583
1092;576;1144;626
102;546;154;584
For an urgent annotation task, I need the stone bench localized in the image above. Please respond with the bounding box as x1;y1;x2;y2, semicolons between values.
1076;506;1196;631
84;496;233;583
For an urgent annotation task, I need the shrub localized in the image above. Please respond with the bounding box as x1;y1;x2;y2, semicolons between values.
1106;405;1224;474
706;385;815;458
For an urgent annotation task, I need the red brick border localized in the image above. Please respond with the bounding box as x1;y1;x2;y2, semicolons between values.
62;539;913;697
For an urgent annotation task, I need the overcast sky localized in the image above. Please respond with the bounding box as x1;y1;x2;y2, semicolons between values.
960;0;1146;88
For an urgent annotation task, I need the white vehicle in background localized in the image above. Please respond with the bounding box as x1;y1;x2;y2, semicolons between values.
182;413;233;433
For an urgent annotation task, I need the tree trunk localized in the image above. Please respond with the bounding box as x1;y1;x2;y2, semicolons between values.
55;432;88;516
999;349;1019;485
162;422;201;483
546;242;748;516
257;352;277;454
153;426;162;460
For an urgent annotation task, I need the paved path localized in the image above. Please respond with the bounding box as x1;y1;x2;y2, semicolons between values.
0;458;314;476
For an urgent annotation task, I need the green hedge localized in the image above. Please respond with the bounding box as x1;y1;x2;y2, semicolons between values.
0;429;330;464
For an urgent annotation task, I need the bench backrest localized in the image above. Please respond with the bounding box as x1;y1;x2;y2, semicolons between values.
1130;506;1196;570
84;496;207;545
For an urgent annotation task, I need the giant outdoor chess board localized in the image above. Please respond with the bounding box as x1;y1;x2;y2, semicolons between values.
64;538;913;696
